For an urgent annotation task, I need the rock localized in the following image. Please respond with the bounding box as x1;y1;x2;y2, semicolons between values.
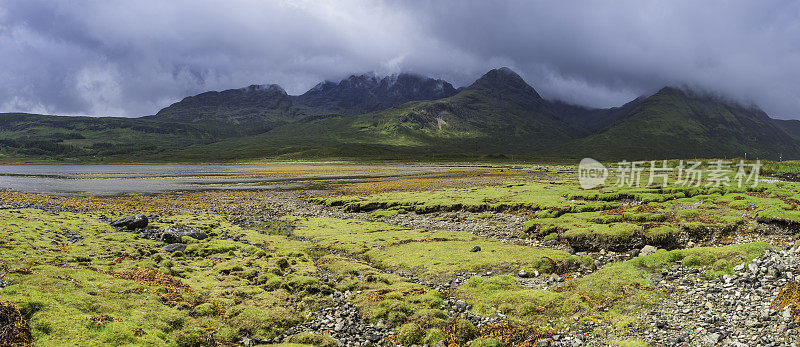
783;306;793;323
701;333;721;345
542;239;558;247
759;308;771;321
470;246;481;252
160;225;207;244
454;300;469;312
162;243;187;253
640;245;657;256
748;263;759;274
733;263;745;272
518;270;529;278
110;214;148;230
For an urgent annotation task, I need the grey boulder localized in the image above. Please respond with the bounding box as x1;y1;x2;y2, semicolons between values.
110;214;148;230
160;225;207;244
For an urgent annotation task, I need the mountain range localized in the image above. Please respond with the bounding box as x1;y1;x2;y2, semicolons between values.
1;68;798;162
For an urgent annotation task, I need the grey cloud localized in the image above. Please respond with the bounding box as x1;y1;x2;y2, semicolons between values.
0;0;798;117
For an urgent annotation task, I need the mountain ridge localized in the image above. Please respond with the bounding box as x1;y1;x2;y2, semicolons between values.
293;72;458;116
1;67;798;162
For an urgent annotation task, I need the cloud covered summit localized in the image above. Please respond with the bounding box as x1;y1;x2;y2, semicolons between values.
1;0;799;118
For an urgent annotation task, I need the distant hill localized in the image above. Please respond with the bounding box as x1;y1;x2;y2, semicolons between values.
559;87;800;160
1;68;799;162
145;73;458;137
0;113;213;160
143;84;301;137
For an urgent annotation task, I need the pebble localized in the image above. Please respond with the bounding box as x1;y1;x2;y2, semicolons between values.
619;248;800;346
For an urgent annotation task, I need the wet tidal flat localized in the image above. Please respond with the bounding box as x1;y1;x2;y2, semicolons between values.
2;163;800;346
0;164;477;195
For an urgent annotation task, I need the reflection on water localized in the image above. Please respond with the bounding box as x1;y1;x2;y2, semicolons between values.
0;165;308;195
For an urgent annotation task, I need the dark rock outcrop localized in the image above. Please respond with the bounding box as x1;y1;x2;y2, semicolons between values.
110;214;148;230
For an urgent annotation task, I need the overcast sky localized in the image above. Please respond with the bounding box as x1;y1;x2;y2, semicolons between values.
1;0;799;118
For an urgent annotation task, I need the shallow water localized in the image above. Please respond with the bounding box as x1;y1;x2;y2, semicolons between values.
0;164;451;195
0;164;307;195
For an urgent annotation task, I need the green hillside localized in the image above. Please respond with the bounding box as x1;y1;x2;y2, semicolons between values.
0;113;213;162
558;87;800;160
773;119;800;141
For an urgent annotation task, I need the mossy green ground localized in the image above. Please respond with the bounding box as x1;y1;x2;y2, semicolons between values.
293;217;587;276
454;243;768;331
0;209;327;346
311;181;621;213
312;179;800;251
317;255;446;329
523;199;748;250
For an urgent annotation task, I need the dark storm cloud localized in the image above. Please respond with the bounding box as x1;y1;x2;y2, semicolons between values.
0;0;799;118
